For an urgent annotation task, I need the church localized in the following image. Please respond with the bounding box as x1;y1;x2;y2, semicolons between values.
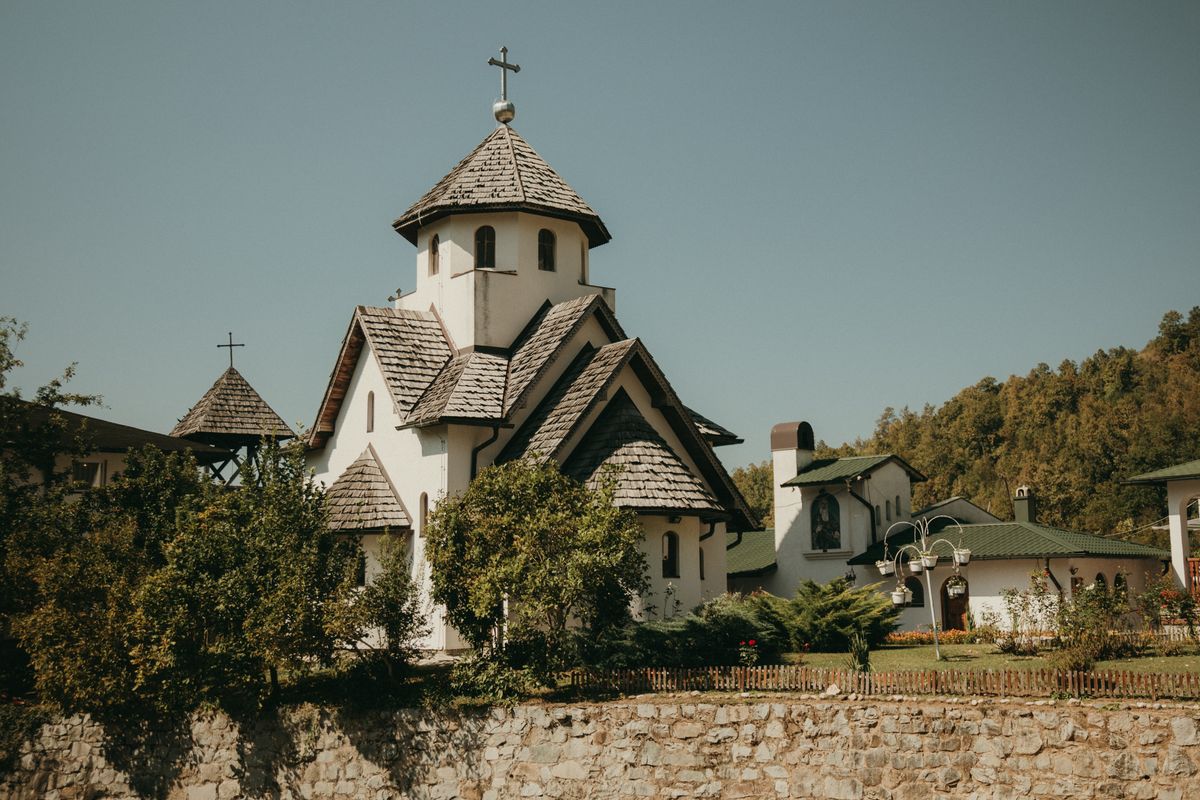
300;53;756;651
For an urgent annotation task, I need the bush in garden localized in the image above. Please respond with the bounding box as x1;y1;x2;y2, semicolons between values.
786;578;900;652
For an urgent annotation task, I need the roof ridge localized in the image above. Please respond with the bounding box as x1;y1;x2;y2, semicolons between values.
502;124;526;202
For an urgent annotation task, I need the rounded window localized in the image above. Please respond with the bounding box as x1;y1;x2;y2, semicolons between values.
662;531;680;579
538;229;556;271
475;226;495;269
429;234;440;276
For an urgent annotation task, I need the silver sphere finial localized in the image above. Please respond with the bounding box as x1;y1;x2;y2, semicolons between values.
493;99;516;124
487;47;520;126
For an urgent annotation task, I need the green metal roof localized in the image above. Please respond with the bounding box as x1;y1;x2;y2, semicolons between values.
781;454;926;487
1123;458;1200;485
847;521;1170;566
725;529;777;577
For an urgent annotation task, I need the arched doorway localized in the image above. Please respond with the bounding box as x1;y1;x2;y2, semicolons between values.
940;577;970;631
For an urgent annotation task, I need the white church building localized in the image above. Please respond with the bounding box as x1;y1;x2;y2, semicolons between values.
303;83;755;650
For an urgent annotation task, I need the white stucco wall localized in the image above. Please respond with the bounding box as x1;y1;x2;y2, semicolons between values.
399;213;615;350
859;555;1167;632
1166;477;1200;590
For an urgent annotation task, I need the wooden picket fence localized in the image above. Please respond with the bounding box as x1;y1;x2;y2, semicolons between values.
569;665;1200;701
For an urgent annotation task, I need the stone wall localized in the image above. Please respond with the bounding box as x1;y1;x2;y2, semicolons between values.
2;695;1199;799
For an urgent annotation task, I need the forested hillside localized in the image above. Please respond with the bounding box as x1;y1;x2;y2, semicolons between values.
818;308;1200;545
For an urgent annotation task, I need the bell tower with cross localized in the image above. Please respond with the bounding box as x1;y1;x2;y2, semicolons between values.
390;46;614;349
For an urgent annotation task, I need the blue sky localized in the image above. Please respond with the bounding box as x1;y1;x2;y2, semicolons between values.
2;1;1198;469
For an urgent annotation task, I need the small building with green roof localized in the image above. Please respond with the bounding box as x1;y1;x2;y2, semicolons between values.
1124;458;1200;594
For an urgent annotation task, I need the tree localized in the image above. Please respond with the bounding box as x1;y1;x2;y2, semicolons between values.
425;459;647;676
731;460;773;528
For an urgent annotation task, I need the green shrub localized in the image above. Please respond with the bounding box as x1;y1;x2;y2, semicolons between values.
846;630;871;673
448;653;537;704
787;578;900;652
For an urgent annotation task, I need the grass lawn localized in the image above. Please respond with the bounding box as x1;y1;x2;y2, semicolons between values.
791;643;1200;674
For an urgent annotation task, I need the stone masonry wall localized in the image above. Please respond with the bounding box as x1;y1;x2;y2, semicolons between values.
2;695;1199;799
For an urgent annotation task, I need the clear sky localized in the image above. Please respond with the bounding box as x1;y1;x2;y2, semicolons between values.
2;1;1197;469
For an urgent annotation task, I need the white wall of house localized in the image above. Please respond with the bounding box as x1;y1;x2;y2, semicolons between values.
1166;477;1200;591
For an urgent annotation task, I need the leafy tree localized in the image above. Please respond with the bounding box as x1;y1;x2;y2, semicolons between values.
426;459;647;678
326;536;428;681
731;460;773;528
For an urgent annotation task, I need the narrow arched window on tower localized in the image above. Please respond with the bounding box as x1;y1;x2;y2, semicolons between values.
886;500;892;522
419;492;428;538
429;234;440;276
475;226;495;269
366;391;375;433
662;531;680;579
537;229;556;271
580;241;588;283
895;494;902;517
699;548;706;581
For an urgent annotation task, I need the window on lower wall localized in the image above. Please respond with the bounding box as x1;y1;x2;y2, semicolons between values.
354;551;367;587
662;531;680;579
71;461;102;491
905;576;924;607
699;548;705;581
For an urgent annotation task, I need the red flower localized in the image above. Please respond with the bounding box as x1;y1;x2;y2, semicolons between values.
739;640;746;646
748;639;757;646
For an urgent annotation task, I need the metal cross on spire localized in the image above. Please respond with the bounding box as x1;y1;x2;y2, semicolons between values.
217;331;244;369
488;46;520;124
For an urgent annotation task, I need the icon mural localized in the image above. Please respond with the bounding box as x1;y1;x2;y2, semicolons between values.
811;492;841;550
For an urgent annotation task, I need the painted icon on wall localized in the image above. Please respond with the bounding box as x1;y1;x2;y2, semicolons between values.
811;492;841;550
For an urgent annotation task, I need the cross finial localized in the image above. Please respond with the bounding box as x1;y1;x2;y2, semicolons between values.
217;331;244;369
487;46;520;124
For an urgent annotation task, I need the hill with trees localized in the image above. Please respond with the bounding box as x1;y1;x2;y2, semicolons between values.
735;308;1200;549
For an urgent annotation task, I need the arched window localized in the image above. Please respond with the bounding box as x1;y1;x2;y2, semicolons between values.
1094;573;1108;594
474;226;495;269
537;229;556;271
885;499;892;522
662;531;680;579
366;391;375;433
905;576;925;607
429;234;440;276
580;241;588;282
1113;572;1127;599
875;505;881;526
419;492;428;539
895;495;902;517
811;492;841;550
355;549;367;587
699;548;705;581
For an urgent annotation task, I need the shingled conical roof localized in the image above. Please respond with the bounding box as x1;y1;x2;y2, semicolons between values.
392;125;610;248
324;446;411;532
172;367;294;446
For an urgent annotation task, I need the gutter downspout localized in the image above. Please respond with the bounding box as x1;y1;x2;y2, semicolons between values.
699;520;717;542
1044;558;1064;598
470;426;501;481
846;479;878;544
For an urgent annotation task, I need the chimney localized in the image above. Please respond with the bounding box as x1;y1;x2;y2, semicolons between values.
1013;485;1037;524
771;421;815;476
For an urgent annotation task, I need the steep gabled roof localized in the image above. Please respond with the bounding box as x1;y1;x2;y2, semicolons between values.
563;390;722;515
172;367;293;445
324;444;411;532
392;125;611;248
503;294;626;417
405;351;508;427
781;454;926;487
309;306;452;447
847;521;1170;565
498;340;638;463
686;406;744;447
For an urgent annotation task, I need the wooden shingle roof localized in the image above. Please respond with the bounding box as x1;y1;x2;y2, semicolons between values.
405;351;508;426
324;445;411;532
563;390;723;516
392;125;611;248
172;367;293;446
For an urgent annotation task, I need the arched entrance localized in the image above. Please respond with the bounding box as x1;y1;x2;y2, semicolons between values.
940;577;970;631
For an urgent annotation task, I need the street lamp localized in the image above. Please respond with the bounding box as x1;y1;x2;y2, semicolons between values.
874;515;971;661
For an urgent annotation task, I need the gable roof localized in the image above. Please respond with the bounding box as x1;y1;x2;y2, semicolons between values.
19;402;232;465
310;306;452;446
847;521;1170;565
392;125;611;248
405;351;508;427
498;340;638;464
686;406;743;447
1124;458;1200;485
503;294;626;417
324;444;411;532
172;367;294;445
562;390;722;515
781;454;926;487
725;529;778;577
912;496;1003;525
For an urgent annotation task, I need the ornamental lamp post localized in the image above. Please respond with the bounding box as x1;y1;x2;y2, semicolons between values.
874;515;971;661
